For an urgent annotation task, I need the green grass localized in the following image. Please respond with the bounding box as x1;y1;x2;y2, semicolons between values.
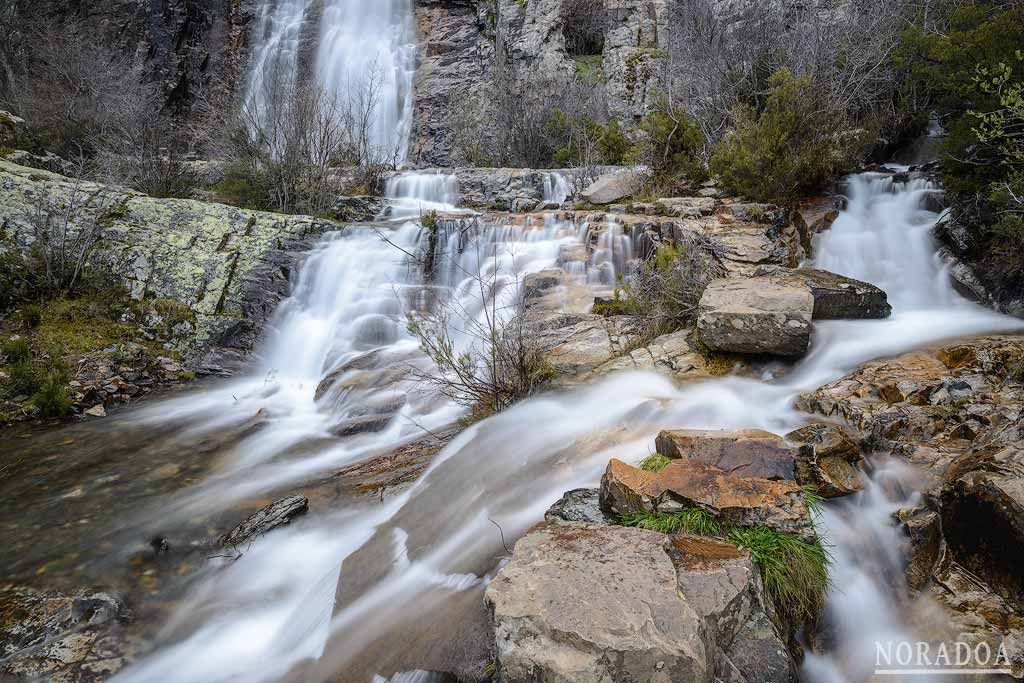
1;339;31;364
727;525;831;624
620;507;721;536
639;453;672;472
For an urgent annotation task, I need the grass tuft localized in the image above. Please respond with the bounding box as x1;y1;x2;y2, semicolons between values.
620;507;721;536
726;525;831;624
639;453;672;472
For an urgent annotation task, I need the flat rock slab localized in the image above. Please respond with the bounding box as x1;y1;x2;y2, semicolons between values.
485;521;793;683
581;170;643;204
655;428;796;480
697;277;814;356
756;266;892;319
600;458;815;541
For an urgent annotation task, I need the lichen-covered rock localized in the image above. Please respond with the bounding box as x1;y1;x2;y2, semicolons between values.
697;277;814;356
599;458;815;541
485;521;795;683
655;428;797;481
0;160;337;369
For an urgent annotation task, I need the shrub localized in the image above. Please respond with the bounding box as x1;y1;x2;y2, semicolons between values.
6;359;40;396
2;338;31;364
32;366;71;418
633;106;707;186
19;304;42;329
711;69;864;202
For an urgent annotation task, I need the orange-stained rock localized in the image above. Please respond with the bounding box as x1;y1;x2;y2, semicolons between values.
599;458;815;541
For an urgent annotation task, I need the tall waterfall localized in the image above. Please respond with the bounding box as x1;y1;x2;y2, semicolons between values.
242;0;418;162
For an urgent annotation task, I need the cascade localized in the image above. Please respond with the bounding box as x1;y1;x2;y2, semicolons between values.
113;172;1023;682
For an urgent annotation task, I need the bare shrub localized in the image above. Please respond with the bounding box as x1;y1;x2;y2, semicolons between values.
402;227;555;419
594;232;725;341
199;55;399;214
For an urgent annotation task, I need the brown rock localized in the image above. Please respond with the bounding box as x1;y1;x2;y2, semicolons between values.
786;424;863;498
655;428;796;480
599;458;815;541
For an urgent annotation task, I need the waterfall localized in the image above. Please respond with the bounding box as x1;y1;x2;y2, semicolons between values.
243;0;418;162
113;173;1024;682
543;172;571;205
315;0;418;162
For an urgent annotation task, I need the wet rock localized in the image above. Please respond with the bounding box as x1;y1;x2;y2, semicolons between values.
331;195;385;222
544;488;616;525
485;522;794;683
0;585;134;681
84;404;107;418
655;428;797;480
755;266;892;319
599;458;815;541
580;170;644;204
697;277;814;356
785;424;864;498
895;506;943;591
218;495;309;548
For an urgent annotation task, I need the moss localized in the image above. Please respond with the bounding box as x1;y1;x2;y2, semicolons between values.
639;453;672;472
176;370;196;381
36;297;137;356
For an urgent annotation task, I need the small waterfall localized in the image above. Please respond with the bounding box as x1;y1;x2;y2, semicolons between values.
385;172;460;218
543;172;571;205
586;216;636;286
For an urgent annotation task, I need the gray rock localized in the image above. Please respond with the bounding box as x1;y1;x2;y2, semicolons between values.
755;266;892;319
544;488;616;525
697;277;814;356
486;522;794;683
581;170;644;204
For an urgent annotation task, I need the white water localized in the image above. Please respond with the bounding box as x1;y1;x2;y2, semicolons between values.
114;174;1024;682
243;0;417;162
543;172;571;205
315;0;417;161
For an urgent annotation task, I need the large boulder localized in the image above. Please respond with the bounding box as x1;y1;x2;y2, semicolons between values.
485;522;794;683
655;428;796;480
756;266;892;319
599;458;815;541
697;277;814;356
581;170;643;204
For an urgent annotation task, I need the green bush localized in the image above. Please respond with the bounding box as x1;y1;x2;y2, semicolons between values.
633;106;707;185
6;359;40;397
727;525;830;625
213;164;274;212
31;365;71;418
711;69;864;202
19;304;42;329
2;339;31;364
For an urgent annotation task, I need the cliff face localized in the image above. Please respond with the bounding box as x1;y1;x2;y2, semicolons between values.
408;0;674;166
27;0;253;117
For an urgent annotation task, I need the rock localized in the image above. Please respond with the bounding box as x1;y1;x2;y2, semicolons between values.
0;160;337;367
895;506;943;591
755;266;892;319
581;170;644;204
599;458;815;541
84;404;107;418
697;277;814;356
785;424;863;497
544;488;616;525
485;522;794;683
218;495;309;548
331;195;385;222
655;428;797;480
657;196;716;217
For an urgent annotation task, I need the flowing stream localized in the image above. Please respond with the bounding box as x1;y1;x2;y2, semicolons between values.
99;5;1024;680
104;162;1024;682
